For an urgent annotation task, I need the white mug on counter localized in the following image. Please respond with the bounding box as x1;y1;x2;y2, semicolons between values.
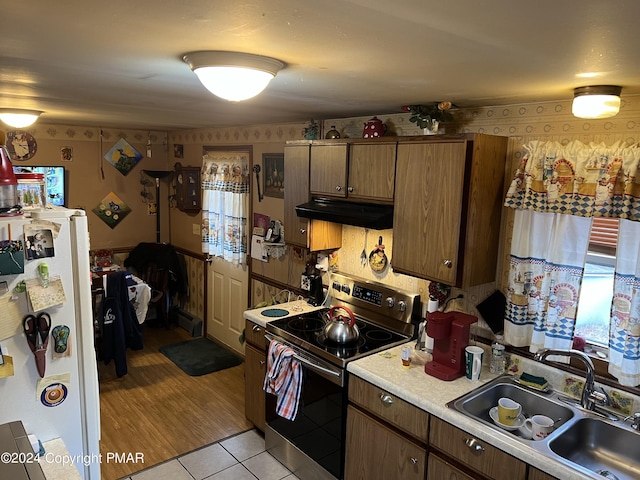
522;414;554;440
464;345;484;381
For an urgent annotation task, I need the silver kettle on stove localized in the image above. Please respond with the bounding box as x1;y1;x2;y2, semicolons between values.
323;305;359;344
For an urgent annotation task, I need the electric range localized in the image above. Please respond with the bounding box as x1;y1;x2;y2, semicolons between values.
264;272;421;480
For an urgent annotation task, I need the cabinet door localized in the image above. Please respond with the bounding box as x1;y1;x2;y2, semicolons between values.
244;343;266;431
428;453;474;480
309;143;349;197
284;145;311;247
393;141;467;285
348;143;396;202
345;406;426;480
429;417;526;480
528;467;559;480
348;376;428;442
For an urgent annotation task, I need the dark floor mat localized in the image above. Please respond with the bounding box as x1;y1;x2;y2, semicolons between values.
159;337;243;376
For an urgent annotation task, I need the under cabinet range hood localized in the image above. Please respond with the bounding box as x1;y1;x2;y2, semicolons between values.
295;198;394;229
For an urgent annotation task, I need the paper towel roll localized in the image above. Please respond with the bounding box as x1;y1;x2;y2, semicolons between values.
425;299;439;353
428;299;439;313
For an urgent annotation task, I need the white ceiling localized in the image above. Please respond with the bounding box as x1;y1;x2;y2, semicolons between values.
3;0;639;130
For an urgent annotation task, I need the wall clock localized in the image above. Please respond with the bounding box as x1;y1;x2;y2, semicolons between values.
6;130;38;161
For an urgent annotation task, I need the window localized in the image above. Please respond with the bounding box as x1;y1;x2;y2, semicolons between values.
574;218;619;348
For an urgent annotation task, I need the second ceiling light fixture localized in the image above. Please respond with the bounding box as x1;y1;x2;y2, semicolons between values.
183;51;285;102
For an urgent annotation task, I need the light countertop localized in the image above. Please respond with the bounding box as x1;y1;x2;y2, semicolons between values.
40;438;83;480
347;343;597;480
243;300;325;327
244;303;628;480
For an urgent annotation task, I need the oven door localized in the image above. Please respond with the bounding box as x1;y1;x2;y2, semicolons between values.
264;333;346;480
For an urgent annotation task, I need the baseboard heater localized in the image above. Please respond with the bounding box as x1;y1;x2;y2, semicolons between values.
174;308;203;337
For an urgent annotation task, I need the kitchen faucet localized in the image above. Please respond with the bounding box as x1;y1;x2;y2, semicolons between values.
533;348;609;411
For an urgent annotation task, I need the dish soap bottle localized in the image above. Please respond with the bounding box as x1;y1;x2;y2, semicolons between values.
490;334;505;374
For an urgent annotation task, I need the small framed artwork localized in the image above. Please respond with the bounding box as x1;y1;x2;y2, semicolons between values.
60;146;73;162
263;153;284;199
104;138;143;176
174;144;184;158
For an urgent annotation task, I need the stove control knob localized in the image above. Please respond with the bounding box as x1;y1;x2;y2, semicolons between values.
398;301;407;312
386;297;395;308
332;282;341;291
341;285;351;294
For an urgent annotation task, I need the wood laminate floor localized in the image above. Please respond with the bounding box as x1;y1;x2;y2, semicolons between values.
98;325;252;480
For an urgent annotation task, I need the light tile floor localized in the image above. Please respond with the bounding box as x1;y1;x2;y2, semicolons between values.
124;430;298;480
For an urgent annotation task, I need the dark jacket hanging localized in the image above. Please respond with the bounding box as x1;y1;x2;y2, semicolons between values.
100;271;143;377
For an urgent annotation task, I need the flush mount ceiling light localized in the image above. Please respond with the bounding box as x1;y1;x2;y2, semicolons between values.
572;85;622;119
0;109;43;128
183;51;284;102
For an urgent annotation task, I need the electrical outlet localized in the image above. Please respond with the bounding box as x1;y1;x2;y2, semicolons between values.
301;274;311;291
192;223;200;235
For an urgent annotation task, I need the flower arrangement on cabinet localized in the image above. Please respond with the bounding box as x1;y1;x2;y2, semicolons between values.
402;102;454;132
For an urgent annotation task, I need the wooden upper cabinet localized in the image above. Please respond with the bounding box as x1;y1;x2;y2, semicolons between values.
284;144;312;247
392;134;507;288
309;143;349;197
348;142;396;202
308;141;396;202
284;143;342;250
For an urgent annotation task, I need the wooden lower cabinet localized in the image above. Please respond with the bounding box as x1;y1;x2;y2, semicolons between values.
244;320;267;431
345;377;428;480
428;453;474;480
528;467;559;480
345;406;426;480
429;417;526;480
344;376;562;480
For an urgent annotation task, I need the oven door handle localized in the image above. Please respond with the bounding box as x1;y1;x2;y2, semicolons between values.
264;333;341;379
291;353;341;378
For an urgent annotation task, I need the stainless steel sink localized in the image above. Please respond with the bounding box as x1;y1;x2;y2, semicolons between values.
548;417;640;480
447;375;640;480
447;376;574;440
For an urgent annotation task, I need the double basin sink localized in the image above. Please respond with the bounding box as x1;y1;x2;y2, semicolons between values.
447;375;640;480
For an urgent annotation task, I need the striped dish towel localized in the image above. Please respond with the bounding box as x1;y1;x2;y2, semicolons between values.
263;339;303;420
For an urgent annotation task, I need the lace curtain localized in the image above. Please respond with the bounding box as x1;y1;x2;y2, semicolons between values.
504;140;640;386
201;151;249;265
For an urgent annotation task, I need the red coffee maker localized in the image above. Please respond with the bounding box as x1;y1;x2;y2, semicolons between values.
424;311;478;381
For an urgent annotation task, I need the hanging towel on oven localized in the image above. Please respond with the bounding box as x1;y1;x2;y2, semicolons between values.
263;339;303;421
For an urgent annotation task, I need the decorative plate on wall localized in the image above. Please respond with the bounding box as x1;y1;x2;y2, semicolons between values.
6;130;38;161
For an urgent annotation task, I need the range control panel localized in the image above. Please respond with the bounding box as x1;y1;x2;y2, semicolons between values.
329;272;420;326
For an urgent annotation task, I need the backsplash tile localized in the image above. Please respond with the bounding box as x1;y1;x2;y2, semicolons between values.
609;390;634;416
562;376;584;400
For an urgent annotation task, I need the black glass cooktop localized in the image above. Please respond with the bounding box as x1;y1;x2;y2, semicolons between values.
266;309;409;363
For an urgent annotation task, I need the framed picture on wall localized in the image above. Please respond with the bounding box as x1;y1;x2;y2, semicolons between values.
263;153;284;199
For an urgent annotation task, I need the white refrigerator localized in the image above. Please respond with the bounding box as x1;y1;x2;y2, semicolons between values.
0;208;100;479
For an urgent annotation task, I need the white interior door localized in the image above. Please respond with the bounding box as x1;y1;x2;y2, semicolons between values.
207;256;248;355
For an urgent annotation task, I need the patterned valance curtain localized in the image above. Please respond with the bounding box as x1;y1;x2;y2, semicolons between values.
505;140;640;220
504;140;640;387
201;151;249;265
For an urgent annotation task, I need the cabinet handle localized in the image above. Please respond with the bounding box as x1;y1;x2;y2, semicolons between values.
299;228;306;234
348;186;354;193
252;325;262;333
443;259;453;268
410;457;418;465
335;185;343;191
464;437;485;455
379;393;394;405
259;360;265;366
